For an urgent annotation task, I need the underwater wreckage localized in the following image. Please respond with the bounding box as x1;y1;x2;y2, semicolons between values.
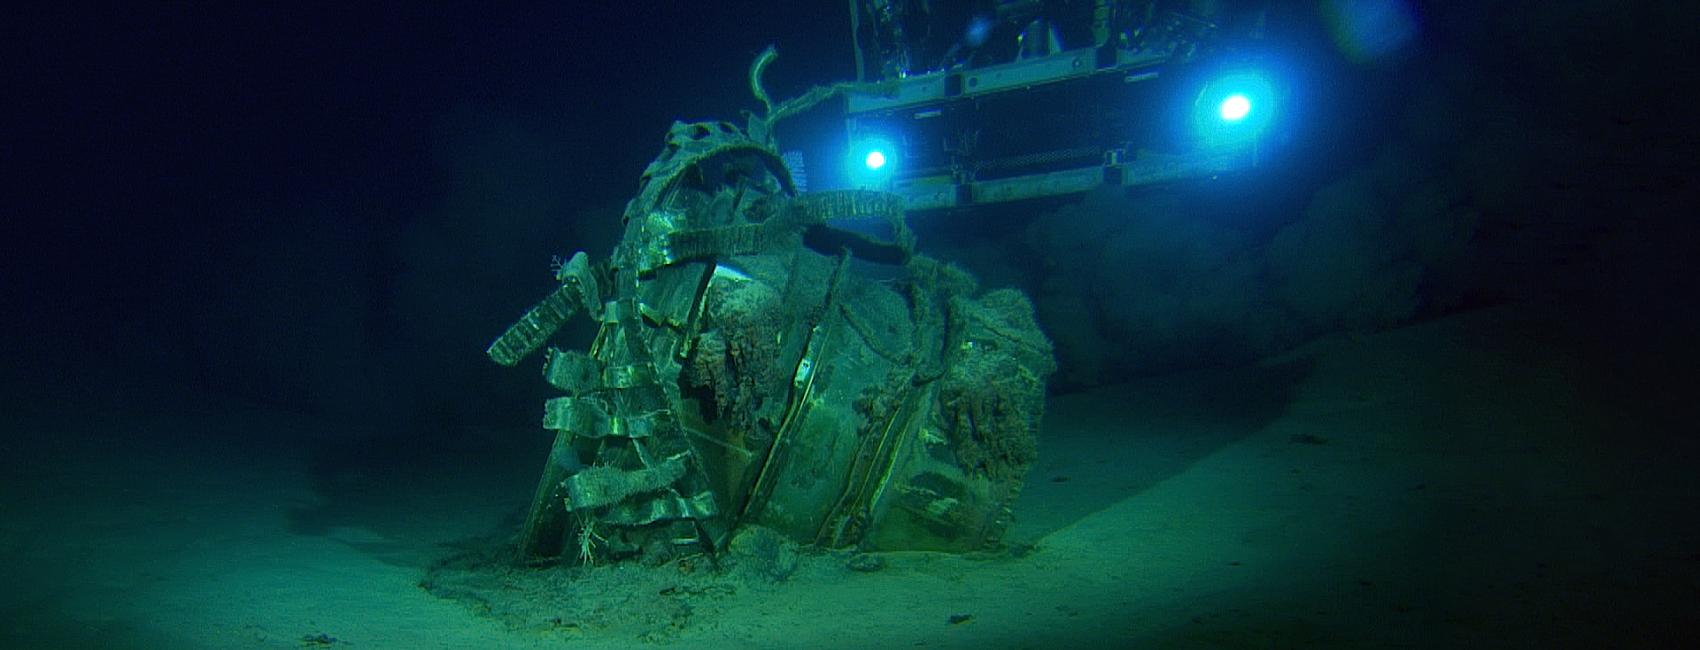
486;47;1057;565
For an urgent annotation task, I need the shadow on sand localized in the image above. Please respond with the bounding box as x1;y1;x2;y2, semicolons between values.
1009;356;1315;543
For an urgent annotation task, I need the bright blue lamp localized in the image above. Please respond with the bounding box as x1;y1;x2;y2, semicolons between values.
847;136;897;188
1194;72;1276;146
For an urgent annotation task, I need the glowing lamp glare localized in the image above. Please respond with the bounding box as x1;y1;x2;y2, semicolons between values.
864;150;887;170
1219;94;1252;122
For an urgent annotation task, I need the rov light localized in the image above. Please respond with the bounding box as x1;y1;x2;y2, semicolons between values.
1218;93;1252;122
864;149;887;170
1193;71;1276;147
847;136;897;188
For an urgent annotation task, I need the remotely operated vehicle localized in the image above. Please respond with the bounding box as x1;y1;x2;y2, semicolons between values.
486;1;1279;566
841;0;1281;210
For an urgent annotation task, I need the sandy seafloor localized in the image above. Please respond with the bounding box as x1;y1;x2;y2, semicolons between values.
3;302;1694;649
